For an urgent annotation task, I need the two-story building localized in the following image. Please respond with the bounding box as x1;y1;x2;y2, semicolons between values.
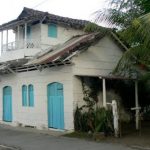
0;7;125;131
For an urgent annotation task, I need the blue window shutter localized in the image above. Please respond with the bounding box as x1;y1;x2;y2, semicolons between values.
27;26;31;39
22;85;27;106
28;84;34;107
48;24;57;38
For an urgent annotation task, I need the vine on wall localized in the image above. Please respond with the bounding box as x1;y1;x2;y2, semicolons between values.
74;77;113;135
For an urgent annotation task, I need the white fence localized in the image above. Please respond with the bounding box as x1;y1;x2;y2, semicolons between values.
2;39;41;53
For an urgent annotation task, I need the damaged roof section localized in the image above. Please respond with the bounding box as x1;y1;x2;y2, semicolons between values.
0;30;128;75
25;32;104;65
0;7;89;31
0;59;29;74
0;31;108;74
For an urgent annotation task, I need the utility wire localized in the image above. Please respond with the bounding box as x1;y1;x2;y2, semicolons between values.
33;0;49;9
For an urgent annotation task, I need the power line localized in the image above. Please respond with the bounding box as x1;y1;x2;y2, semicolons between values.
33;0;49;9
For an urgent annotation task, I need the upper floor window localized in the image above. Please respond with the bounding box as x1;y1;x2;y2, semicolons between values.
23;26;31;39
27;26;31;39
48;24;57;38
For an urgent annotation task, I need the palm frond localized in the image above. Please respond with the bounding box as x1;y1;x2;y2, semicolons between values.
133;13;150;48
114;45;150;78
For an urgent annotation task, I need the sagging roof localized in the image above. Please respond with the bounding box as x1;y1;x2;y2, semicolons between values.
0;30;128;74
26;32;102;65
0;30;108;74
25;30;128;66
0;7;89;31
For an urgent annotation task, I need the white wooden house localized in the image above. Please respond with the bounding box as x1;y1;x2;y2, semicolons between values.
0;7;127;131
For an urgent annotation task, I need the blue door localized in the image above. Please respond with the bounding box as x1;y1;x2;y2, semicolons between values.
3;86;12;122
47;82;64;129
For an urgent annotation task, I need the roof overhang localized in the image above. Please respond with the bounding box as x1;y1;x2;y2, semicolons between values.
75;74;136;80
99;75;137;80
0;7;89;31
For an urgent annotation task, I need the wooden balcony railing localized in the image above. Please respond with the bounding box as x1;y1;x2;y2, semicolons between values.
2;39;41;53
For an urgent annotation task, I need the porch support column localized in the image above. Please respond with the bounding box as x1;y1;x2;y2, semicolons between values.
40;22;42;49
24;23;27;48
6;30;8;51
135;80;139;130
102;78;107;108
1;31;3;53
17;26;20;49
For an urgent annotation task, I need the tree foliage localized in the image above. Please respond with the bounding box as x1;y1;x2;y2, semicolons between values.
114;13;150;79
83;22;110;35
95;0;150;80
96;0;150;28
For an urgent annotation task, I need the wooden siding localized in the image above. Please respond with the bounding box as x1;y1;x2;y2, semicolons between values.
72;36;123;76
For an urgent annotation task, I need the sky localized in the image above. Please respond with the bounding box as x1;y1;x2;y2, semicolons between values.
0;0;108;24
0;0;108;44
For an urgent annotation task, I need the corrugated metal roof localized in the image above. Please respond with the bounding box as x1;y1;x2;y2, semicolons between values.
26;31;128;66
26;33;98;65
0;31;129;75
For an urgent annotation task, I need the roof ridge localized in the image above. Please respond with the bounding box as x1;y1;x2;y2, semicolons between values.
0;7;89;30
22;7;89;22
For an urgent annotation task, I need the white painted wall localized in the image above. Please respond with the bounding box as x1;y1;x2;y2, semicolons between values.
0;24;42;62
0;48;41;62
15;24;41;41
72;36;123;76
31;24;41;40
1;23;84;62
72;36;124;111
0;34;124;131
73;76;84;110
15;23;84;50
0;66;74;131
41;24;84;49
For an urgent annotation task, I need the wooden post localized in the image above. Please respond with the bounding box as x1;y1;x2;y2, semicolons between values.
135;81;139;130
40;22;42;49
1;31;3;53
102;78;107;108
6;30;8;51
112;100;119;137
17;26;20;41
17;26;20;49
24;23;27;48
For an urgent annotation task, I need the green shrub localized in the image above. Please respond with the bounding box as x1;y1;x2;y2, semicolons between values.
74;106;114;135
143;105;150;120
74;106;95;132
95;107;114;135
84;23;107;33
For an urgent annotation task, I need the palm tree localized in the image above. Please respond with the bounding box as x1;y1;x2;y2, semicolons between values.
114;13;150;79
94;0;150;79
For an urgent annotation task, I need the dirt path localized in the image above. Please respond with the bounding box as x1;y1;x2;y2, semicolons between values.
105;122;150;148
